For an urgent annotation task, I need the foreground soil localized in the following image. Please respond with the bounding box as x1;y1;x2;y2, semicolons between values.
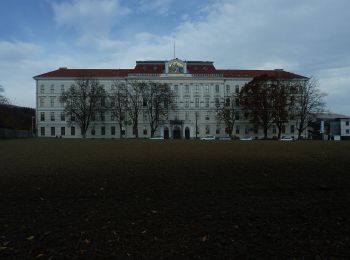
0;139;350;259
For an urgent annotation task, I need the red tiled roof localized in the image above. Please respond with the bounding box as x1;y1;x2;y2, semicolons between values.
217;69;307;79
34;68;131;78
132;64;165;74
187;64;218;74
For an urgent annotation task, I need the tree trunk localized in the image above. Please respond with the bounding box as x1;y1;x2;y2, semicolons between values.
263;126;268;139
119;125;123;139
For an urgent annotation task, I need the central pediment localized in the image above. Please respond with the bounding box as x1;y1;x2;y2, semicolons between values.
165;58;187;74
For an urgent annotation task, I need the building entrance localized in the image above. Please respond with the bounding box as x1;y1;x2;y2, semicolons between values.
173;126;181;139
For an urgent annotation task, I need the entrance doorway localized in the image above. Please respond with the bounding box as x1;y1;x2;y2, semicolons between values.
164;127;169;139
173;126;181;139
185;127;190;139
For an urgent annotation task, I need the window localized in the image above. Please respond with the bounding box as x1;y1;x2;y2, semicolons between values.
236;125;240;134
111;126;116;136
50;97;54;107
272;125;276;134
50;85;54;94
185;111;189;121
205;125;210;134
61;85;65;93
61;112;65;121
40;127;45;136
235;85;240;94
235;112;240;120
100;112;105;121
91;129;96;136
185;98;189;108
235;98;240;107
101;126;105;136
205;86;209;95
226;85;230;94
195;97;200;108
71;127;75;136
71;115;75;121
143;99;147;107
195;111;200;120
215;85;220;94
143;111;147;121
346;129;350;134
185;85;190;94
40;112;45;121
122;127;126;136
225;98;230;107
346;121;349;126
291;125;295;134
143;128;148;135
245;126;249;134
40;85;44;94
205;97;209;108
51;127;55;136
61;127;65;136
40;97;45;107
216;128;220;134
195;85;199;94
215;98;220;107
205;112;210;120
50;112;55;121
282;125;286;134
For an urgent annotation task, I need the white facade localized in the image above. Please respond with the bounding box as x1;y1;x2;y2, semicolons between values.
34;59;306;139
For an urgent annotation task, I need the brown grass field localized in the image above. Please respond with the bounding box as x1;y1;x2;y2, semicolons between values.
0;139;350;259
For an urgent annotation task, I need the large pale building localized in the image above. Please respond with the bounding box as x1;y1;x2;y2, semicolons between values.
34;58;307;139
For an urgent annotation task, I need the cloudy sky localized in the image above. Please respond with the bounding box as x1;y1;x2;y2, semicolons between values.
0;0;349;114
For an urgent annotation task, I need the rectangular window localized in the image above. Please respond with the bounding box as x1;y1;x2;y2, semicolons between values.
235;98;240;107
143;99;147;107
226;85;230;94
143;128;147;135
205;97;209;108
235;112;240;120
71;127;75;136
235;85;240;94
215;97;220;107
205;125;210;134
61;127;65;136
61;85;65;93
40;85;44;94
225;98;230;107
40;112;45;121
245;126;249;134
61;112;65;121
195;85;199;94
111;126;115;136
272;125;276;134
71;115;75;121
50;97;54;107
346;129;350;134
185;85;190;94
195;97;200;108
185;98;189;108
51;127;55;136
215;85;219;94
291;125;295;133
50;112;55;121
205;86;209;95
40;97;45;107
100;112;105;121
236;125;240;134
205;112;210;120
101;126;105;136
40;127;45;136
185;111;189;121
346;121;349;126
50;85;54;94
216;128;220;134
282;125;286;134
91;129;95;136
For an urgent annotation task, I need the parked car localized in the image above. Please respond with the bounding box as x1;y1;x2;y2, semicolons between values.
149;136;164;140
280;136;293;141
201;135;216;140
218;136;232;141
240;136;253;141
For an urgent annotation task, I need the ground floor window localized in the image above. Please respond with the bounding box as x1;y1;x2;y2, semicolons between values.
101;126;105;136
346;129;350;134
41;127;45;136
282;125;286;134
272;125;276;134
290;125;295;134
236;125;240;134
205;125;210;134
143;128;148;135
71;127;75;136
216;128;220;134
111;126;115;136
91;129;95;136
61;127;65;136
51;127;55;136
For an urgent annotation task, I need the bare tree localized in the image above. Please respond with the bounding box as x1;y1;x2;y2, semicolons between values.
126;80;143;138
109;80;128;138
271;79;297;139
0;85;9;105
240;75;275;139
60;77;106;138
216;95;238;137
141;81;175;137
294;77;327;139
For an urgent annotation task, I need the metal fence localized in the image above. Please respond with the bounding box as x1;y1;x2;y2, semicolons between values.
0;128;33;138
